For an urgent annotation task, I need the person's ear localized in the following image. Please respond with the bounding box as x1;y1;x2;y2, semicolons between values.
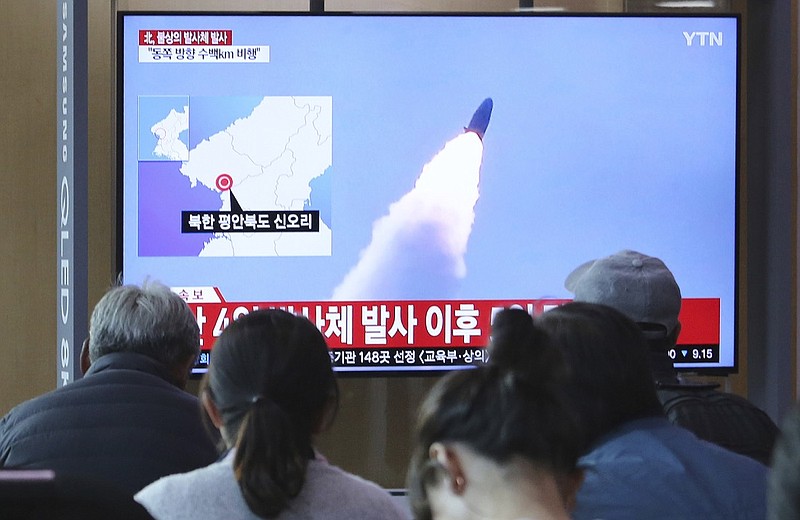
313;394;338;435
80;338;91;375
170;355;195;390
562;469;585;512
201;391;224;430
429;442;467;495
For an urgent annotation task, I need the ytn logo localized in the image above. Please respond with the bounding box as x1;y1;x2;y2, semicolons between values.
683;31;723;46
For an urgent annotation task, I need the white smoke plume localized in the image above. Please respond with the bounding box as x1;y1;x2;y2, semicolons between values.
332;131;484;300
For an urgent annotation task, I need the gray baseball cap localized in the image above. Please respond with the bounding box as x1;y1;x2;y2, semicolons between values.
565;250;681;338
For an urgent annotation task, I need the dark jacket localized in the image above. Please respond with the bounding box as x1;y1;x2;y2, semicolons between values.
0;352;219;495
657;384;779;466
769;404;800;520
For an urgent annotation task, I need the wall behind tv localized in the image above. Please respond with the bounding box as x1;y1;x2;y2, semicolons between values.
0;0;795;488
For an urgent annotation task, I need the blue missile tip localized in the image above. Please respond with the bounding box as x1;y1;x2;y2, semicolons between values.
465;97;493;140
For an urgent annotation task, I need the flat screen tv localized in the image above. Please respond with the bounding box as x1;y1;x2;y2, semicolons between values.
117;11;739;375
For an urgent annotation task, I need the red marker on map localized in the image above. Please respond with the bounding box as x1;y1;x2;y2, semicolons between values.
216;173;233;191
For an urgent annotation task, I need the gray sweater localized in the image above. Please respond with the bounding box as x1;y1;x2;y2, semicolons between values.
136;450;410;520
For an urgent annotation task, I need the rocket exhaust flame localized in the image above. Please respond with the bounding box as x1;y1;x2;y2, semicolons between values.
332;100;491;300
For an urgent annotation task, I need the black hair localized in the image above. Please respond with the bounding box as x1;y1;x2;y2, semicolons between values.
205;309;338;518
535;301;664;448
407;308;581;520
488;307;567;382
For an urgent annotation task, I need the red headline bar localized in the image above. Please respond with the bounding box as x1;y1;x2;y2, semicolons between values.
676;298;720;344
138;29;233;46
185;297;721;351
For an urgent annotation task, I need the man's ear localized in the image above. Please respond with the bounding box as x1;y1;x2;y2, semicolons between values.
202;391;224;430
170;355;196;390
80;339;91;375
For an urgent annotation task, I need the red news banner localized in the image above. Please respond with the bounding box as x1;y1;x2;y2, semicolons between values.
137;29;269;63
179;288;721;370
139;29;233;46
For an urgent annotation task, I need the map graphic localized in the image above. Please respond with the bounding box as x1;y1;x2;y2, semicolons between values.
138;96;332;257
139;96;189;161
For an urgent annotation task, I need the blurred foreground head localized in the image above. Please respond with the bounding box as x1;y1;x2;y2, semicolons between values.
408;308;582;520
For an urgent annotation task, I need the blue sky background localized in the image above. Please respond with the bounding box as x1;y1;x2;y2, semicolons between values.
121;14;738;367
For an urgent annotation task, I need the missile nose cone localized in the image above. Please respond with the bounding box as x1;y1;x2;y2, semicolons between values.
465;97;493;140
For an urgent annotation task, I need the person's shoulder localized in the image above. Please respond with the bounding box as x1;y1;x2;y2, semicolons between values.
0;385;86;463
136;457;235;518
8;368;199;422
72;363;201;410
581;417;671;457
136;469;194;500
0;383;76;431
303;459;409;519
577;420;766;520
309;459;387;491
689;432;770;476
583;417;766;473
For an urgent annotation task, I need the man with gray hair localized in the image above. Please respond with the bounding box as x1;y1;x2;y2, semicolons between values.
0;282;219;494
566;250;778;465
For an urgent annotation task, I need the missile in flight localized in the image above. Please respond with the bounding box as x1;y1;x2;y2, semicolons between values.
464;97;493;140
331;99;491;300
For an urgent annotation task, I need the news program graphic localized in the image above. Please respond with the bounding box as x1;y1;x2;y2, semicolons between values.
179;287;721;372
137;29;270;62
121;15;739;373
138;96;332;257
138;96;189;161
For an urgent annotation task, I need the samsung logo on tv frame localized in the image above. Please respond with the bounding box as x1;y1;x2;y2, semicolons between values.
683;31;723;46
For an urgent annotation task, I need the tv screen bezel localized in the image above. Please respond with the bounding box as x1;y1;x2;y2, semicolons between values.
116;10;741;377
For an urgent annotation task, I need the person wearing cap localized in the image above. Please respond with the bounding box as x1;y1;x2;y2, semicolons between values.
533;301;768;520
565;249;778;465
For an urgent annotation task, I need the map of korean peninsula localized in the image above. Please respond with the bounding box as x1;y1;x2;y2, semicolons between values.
151;105;189;161
138;96;332;258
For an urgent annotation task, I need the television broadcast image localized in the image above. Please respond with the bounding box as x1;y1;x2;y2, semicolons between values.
119;13;738;375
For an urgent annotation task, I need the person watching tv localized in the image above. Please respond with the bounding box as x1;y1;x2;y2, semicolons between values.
0;281;219;494
524;302;768;520
407;308;583;520
565;249;778;465
135;308;408;520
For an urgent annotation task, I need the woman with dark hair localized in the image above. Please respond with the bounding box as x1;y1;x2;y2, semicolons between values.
407;308;584;520
532;302;665;450
532;302;768;520
136;309;407;520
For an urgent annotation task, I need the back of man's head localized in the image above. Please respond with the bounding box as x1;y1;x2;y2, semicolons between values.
88;282;199;371
565;250;681;349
